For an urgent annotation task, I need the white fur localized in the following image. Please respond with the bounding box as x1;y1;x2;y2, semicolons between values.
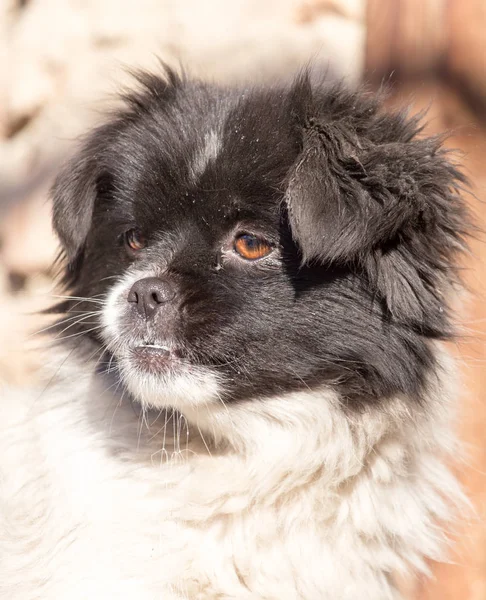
190;130;222;181
0;344;464;599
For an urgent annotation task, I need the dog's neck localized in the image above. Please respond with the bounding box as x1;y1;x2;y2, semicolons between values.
92;352;459;515
93;350;457;484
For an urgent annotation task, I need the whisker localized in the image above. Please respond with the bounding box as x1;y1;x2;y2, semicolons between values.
50;295;105;304
52;314;102;340
67;298;105;312
110;384;127;436
195;405;213;457
31;311;101;337
55;325;104;341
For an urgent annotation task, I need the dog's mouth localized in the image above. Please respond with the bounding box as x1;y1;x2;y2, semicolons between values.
129;341;185;373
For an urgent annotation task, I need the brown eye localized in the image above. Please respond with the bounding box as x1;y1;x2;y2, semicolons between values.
124;229;147;251
234;233;273;260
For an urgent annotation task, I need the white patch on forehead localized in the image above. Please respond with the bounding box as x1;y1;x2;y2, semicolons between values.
190;130;222;181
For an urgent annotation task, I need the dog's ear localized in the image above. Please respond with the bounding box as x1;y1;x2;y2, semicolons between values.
285;95;450;264
285;78;468;326
51;65;182;267
51;151;98;265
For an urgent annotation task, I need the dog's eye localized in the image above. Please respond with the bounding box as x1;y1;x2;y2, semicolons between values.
124;229;147;251
234;233;273;260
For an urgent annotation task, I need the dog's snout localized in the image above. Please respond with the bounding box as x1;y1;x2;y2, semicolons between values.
127;277;176;319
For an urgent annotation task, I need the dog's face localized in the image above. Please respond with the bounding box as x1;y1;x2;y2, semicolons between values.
51;70;467;410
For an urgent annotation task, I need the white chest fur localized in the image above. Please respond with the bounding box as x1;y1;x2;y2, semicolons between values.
0;355;463;600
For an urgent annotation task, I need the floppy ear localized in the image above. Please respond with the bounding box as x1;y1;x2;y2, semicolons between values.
285;115;448;264
51;152;98;265
285;82;468;326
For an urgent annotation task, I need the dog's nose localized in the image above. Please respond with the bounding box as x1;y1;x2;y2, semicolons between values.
127;277;176;319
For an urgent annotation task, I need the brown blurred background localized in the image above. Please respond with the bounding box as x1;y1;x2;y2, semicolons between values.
1;1;485;597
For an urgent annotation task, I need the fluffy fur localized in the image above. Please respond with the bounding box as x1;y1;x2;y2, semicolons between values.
0;68;469;599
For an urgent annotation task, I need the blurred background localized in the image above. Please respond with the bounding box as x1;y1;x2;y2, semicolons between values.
0;0;485;597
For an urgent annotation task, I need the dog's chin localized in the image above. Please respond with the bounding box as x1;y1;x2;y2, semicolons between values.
116;347;222;411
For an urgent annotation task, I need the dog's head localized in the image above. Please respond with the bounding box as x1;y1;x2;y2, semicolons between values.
50;68;468;410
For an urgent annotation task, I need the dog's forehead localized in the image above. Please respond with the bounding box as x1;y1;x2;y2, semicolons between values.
113;85;299;229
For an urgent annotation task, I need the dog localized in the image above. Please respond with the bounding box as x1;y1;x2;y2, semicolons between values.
0;67;469;599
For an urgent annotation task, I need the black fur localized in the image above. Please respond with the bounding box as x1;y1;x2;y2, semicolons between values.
50;67;469;405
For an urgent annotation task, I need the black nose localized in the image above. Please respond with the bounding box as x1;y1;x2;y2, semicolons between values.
127;277;176;319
